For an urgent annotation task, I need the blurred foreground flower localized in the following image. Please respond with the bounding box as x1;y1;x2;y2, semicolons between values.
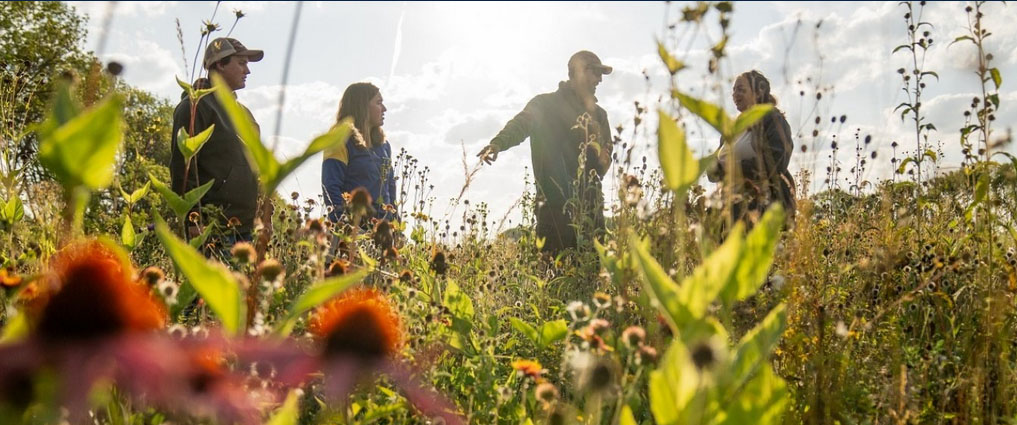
0;240;262;424
238;287;465;424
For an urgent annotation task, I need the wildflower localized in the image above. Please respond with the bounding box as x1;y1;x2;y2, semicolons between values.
346;187;373;218
511;359;543;380
306;218;326;234
290;192;299;201
587;318;610;335
372;219;394;250
621;326;646;349
690;342;715;371
572;353;615;395
430;247;448;275
0;267;22;287
230;242;255;264
325;259;350;277
566;301;591;322
139;266;165;286
398;269;413;283
310;288;402;361
158;280;180;305
535;382;559;406
383;246;400;263
188;211;201;223
227;217;242;229
592;292;612;309
637;345;658;365
35;240;166;342
257;259;284;282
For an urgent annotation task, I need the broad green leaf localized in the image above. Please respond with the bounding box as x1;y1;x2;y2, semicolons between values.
266;390;300;425
649;340;702;425
175;75;195;99
120;181;150;205
721;205;784;303
1;196;24;224
658;109;699;195
36;81;81;137
657;41;686;74
189;220;217;250
974;172;989;204
271;121;352;195
619;405;638;425
155;219;246;335
672;90;732;137
731;104;773;137
38;94;124;190
538;319;569;347
896;157;915;175
725;304;786;390
149;174;214;218
212;74;278;190
678;223;745;318
121;214;137;250
712;365;787;425
509;317;539;344
443;280;475;320
990;68;1002;90
176;124;215;163
630;236;693;331
276;269;369;336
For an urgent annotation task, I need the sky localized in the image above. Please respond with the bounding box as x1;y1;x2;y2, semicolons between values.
66;1;1017;232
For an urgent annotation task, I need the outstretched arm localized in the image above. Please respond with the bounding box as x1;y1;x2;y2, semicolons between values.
477;98;539;165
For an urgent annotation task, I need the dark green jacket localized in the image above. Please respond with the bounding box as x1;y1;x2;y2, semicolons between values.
170;83;259;233
491;82;612;206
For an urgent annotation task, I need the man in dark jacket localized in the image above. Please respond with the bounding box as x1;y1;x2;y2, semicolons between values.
170;37;263;240
477;50;613;253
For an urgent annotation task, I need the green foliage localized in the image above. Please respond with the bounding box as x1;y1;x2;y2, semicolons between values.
0;195;24;225
175;125;214;163
37;85;123;191
155;216;246;335
275;269;369;336
149;173;214;218
266;391;301;425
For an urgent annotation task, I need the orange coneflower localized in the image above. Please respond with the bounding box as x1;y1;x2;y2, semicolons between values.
0;267;22;287
309;288;402;361
511;359;543;380
35;239;166;343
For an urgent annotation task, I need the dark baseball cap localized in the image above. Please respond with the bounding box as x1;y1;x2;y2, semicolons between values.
568;50;613;75
203;37;264;69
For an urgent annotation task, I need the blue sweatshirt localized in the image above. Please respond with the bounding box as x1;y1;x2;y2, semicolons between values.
321;137;398;222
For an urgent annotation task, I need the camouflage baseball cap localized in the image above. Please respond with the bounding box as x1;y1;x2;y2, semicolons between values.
203;37;264;69
568;50;612;75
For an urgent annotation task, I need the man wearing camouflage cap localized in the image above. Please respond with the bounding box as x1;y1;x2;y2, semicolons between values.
170;37;264;243
477;50;614;254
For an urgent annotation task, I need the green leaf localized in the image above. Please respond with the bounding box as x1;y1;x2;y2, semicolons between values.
175;75;195;99
678;223;744;317
721;205;784;303
276;269;368;336
731;104;773;137
120;181;150;205
212;74;277;192
176;124;215;163
649;340;703;425
188;220;217;250
271;121;352;195
672;91;732;137
121;214;137;250
725;304;786;390
510;317;539;344
38;93;124;190
265;390;300;425
619;405;638;425
658;109;699;196
155;219;246;335
896;157;915;174
714;365;787;425
892;44;913;54
630;236;693;331
990;68;1002;90
949;35;974;46
538;319;569;347
149;174;214;218
0;311;29;343
443;280;475;320
1;196;24;224
657;41;686;74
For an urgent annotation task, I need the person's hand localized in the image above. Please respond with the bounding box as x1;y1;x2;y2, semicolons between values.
476;144;500;165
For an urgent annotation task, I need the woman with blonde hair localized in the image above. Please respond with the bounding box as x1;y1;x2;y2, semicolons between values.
322;82;398;223
708;70;796;226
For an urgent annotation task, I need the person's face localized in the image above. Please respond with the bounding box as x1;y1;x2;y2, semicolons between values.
572;60;604;97
217;56;250;91
732;76;756;112
368;92;386;128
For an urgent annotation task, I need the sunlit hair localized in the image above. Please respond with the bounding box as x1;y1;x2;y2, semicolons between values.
335;82;386;149
737;70;778;106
